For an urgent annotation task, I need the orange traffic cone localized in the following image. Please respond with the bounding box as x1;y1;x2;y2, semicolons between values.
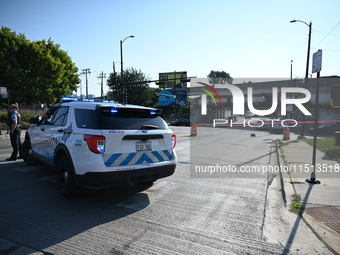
190;123;197;137
283;128;290;140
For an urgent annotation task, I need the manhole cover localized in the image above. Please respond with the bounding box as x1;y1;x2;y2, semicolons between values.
305;206;340;234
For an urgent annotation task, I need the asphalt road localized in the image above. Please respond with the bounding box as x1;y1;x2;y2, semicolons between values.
0;126;286;254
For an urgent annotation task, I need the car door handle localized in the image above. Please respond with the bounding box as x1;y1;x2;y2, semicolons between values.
57;129;64;132
40;128;45;131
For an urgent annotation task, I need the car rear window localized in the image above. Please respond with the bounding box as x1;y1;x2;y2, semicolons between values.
75;107;168;130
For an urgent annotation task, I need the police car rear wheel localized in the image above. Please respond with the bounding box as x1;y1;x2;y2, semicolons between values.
57;155;77;198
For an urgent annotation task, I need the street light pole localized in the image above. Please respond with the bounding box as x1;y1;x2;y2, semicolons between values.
290;20;312;138
120;35;134;103
290;60;293;86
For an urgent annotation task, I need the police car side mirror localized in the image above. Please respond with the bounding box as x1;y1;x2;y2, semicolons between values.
29;117;41;125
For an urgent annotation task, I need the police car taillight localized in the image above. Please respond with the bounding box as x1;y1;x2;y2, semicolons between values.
84;135;105;154
172;134;176;148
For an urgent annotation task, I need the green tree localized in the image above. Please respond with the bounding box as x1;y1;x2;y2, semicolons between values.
207;70;233;85
0;26;80;106
107;67;157;106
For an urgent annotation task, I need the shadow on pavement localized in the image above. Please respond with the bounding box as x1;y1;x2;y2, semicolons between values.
0;161;152;253
282;184;314;255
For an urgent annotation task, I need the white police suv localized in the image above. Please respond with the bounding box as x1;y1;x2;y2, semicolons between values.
22;99;177;197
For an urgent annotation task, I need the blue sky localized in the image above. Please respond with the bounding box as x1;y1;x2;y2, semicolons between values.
1;0;339;97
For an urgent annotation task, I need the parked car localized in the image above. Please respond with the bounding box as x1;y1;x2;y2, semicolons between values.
270;120;285;134
245;111;254;119
227;116;238;122
306;124;340;135
170;119;191;127
255;119;272;131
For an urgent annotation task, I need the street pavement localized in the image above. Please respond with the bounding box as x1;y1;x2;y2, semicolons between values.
0;127;283;254
0;127;339;254
278;133;340;254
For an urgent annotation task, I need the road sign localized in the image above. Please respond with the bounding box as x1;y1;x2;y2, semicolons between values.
0;87;7;94
0;87;8;98
312;50;322;73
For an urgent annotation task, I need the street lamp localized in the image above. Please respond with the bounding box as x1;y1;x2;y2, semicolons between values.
112;61;121;101
290;19;312;137
290;20;312;79
120;35;134;103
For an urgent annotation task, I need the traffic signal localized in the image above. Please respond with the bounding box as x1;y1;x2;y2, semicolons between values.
180;77;191;83
155;80;166;86
124;92;128;103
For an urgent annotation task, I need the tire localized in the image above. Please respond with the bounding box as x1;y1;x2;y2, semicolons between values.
22;140;39;166
56;155;77;198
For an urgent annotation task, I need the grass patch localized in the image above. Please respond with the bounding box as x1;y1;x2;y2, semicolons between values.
289;193;304;214
276;139;288;165
289;181;304;184
302;137;340;163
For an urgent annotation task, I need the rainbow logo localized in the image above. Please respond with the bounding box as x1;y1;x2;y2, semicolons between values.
197;82;223;106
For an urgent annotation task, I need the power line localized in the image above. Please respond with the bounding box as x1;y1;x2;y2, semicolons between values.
313;20;340;47
311;47;340;52
313;29;340;37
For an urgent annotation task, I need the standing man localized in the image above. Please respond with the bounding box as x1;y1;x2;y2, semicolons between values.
6;103;22;161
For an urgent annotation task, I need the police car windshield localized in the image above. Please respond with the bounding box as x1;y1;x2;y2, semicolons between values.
74;107;168;130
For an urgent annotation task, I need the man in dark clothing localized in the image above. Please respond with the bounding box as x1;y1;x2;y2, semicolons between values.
6;103;22;161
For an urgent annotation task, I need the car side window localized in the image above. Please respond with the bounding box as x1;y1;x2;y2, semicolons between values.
52;107;69;126
41;107;58;125
74;109;98;129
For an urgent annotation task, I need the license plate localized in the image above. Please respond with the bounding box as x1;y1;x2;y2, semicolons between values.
136;141;152;151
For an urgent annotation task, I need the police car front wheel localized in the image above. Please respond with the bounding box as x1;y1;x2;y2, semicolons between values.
22;140;39;166
57;155;77;198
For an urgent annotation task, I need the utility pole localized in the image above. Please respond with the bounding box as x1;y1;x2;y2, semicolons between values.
113;61;119;101
98;71;106;100
81;68;91;99
79;82;82;100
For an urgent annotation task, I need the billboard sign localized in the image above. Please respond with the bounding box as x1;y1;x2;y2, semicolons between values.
158;89;188;106
158;90;175;106
158;71;188;89
173;89;187;106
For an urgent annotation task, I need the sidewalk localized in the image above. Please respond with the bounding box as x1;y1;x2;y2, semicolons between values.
0;130;26;140
0;132;10;140
280;136;340;254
